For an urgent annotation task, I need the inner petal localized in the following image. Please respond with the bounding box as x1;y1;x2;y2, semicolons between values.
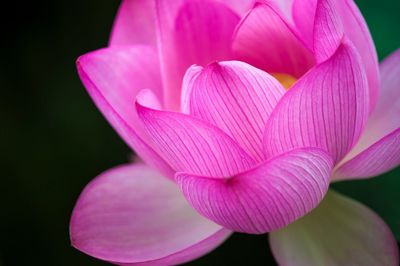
182;61;286;162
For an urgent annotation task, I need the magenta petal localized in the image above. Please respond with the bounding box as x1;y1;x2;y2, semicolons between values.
216;0;255;15
70;164;230;265
135;101;256;177
155;0;240;110
109;0;156;47
270;190;399;266
264;0;294;19
293;0;379;110
77;46;174;178
333;49;400;180
232;2;315;78
183;61;285;161
176;148;333;234
292;0;317;47
263;41;369;163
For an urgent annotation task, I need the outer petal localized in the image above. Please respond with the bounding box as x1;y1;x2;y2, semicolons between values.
109;0;156;47
135;102;256;177
232;2;315;78
334;129;400;180
293;0;379;110
77;46;174;178
70;164;231;265
270;190;399;266
334;49;400;180
263;41;369;163
155;0;240;110
176;148;333;234
184;61;285;161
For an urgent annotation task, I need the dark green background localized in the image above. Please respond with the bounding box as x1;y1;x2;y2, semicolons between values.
1;1;398;265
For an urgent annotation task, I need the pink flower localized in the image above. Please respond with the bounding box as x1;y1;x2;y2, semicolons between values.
70;0;400;265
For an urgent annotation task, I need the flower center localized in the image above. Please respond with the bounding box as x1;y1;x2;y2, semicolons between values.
271;73;297;90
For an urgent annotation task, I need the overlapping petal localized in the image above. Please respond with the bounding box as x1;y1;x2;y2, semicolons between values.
77;46;174;178
334;129;400;180
70;164;231;265
270;190;399;266
135;101;256;177
264;0;294;19
109;0;156;47
216;0;255;15
232;2;315;78
334;49;400;180
263;41;369;163
183;61;285;161
293;0;379;110
292;0;316;46
155;0;240;110
176;148;333;234
312;0;344;63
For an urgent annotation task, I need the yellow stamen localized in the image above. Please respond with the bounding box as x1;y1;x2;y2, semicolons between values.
271;73;297;90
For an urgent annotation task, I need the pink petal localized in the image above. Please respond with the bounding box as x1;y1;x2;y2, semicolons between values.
135;101;256;177
264;0;294;20
293;0;379;111
232;2;315;78
336;0;379;111
155;0;240;110
216;0;255;15
109;0;156;47
334;128;400;180
270;190;399;266
263;41;369;163
333;49;400;180
361;49;400;146
313;0;344;63
292;0;317;47
70;164;231;265
183;61;285;161
77;46;174;178
176;148;333;234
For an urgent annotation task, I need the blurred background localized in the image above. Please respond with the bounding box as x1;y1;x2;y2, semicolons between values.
1;0;399;265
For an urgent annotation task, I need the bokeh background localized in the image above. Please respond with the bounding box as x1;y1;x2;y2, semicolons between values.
1;0;399;265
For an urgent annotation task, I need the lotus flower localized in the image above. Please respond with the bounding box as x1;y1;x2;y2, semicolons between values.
70;0;400;265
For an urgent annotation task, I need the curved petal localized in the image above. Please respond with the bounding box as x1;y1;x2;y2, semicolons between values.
109;0;156;47
312;0;344;63
183;61;285;161
264;0;294;20
333;49;400;180
334;129;400;180
216;0;255;15
263;41;369;163
292;0;317;47
354;49;400;150
135;101;256;177
77;46;174;178
232;2;315;78
176;148;333;234
70;164;231;265
155;0;240;110
270;190;399;266
293;0;379;110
